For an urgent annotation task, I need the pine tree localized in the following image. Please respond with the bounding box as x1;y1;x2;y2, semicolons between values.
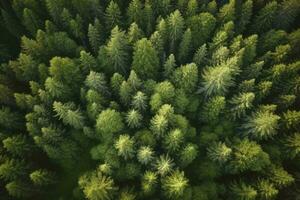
30;169;56;186
167;10;185;53
256;179;278;199
141;171;157;195
53;101;85;129
88;23;101;53
96;109;124;140
163;54;177;79
179;143;198;167
79;170;116;200
6;181;33;198
102;26;130;75
105;1;121;31
132;91;148;111
236;0;253;34
22;8;42;36
137;146;154;165
85;71;109;95
126;109;142;128
284;132;300;158
192;44;207;67
132;38;160;79
163;129;184;153
186;0;198;17
114;134;135;159
127;0;143;27
230;139;270;173
229;92;255;120
218;0;236;24
178;28;192;64
162;170;188;199
201;96;226;122
199;56;240;97
172;63;198;93
187;12;216;48
207;142;232;164
154;155;174;176
243;110;280;140
274;0;300;30
128;23;144;44
230;181;257;200
268;166;294;187
250;1;278;33
2;135;32;157
0;159;28;181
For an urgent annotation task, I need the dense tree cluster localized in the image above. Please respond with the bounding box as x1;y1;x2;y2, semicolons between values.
0;0;300;199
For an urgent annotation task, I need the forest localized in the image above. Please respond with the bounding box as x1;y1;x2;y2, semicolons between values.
0;0;300;199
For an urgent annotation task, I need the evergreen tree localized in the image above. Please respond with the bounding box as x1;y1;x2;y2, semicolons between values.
167;10;185;53
132;38;160;79
114;134;135;159
187;12;216;48
96;109;124;139
162;170;188;199
105;1;121;31
207;142;232;164
127;0;143;27
79;170;116;200
229;92;255;120
178;28;192;64
30;169;56;186
137;146;154;165
101;26;130;75
243;110;280;140
250;1;278;33
230;181;257;200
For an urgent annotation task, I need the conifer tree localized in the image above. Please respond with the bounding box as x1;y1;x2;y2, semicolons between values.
162;170;188;199
79;170;116;200
243;110;280;140
230;181;257;200
30;169;56;186
127;0;143;27
101;26;130;75
105;1;121;31
132;38;160;79
167;10;185;53
187;12;216;48
178;28;192;64
114;134;135;159
250;1;278;33
229;92;255;120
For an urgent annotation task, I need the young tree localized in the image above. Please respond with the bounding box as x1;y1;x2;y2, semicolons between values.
163;129;184;153
179;143;198;167
132;91;148;111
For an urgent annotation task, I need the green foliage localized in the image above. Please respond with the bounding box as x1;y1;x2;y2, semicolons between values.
0;1;300;199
